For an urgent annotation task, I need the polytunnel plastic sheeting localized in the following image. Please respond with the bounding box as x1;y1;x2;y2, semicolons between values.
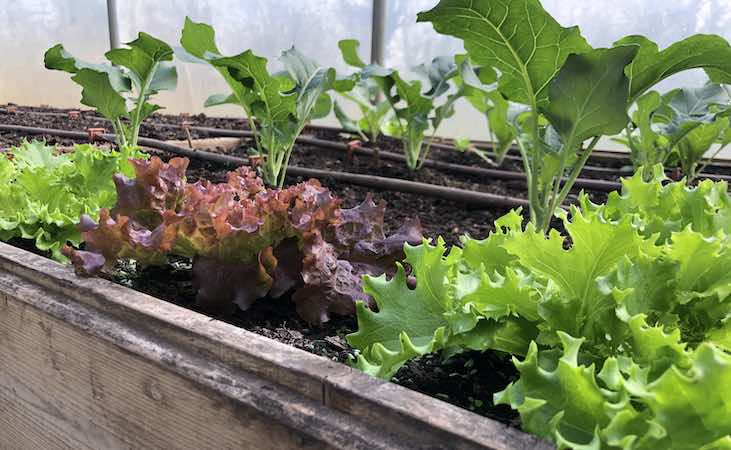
383;0;731;142
0;0;109;110
114;0;373;122
3;0;731;143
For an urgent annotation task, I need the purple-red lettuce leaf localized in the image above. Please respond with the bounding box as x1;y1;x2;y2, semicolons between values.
66;156;420;325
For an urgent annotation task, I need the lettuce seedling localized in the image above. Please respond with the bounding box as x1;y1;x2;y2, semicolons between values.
64;156;421;325
179;18;335;187
418;0;731;231
44;33;178;150
0;141;141;260
619;83;731;181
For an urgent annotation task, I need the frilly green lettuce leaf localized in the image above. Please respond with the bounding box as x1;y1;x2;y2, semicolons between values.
0;141;139;260
347;239;457;378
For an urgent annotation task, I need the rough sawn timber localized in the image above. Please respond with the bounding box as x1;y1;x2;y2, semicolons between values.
0;242;552;450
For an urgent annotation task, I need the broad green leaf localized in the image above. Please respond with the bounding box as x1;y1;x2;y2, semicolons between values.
544;46;638;148
149;62;178;92
311;93;333;120
44;44;131;93
389;73;434;169
211;50;296;131
179;17;222;59
627;91;666;168
418;0;591;106
180;17;248;107
456;59;515;162
658;84;730;149
71;69;127;120
615;34;731;102
46;33;176;149
204;93;238;107
279;47;336;122
338;39;367;68
413;55;457;97
485;90;516;163
126;32;174;62
677;117;729;177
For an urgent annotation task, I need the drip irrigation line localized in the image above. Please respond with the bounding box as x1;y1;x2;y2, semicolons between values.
3;106;729;177
0;123;530;209
178;126;625;193
0;106;643;165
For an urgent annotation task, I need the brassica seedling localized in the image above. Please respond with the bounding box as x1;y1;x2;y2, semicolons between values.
419;0;731;232
179;18;335;187
335;39;460;170
44;33;178;150
619;83;731;181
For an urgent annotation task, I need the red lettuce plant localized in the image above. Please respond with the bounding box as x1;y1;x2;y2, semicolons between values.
64;156;421;324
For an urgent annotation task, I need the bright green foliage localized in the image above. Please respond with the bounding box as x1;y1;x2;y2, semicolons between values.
334;39;460;170
455;58;517;165
496;336;731;449
615;34;731;102
348;239;455;378
620;84;731;179
333;39;391;143
418;0;590;107
418;0;731;232
349;169;731;448
582;165;731;240
0;141;141;260
44;33;177;150
179;18;335;187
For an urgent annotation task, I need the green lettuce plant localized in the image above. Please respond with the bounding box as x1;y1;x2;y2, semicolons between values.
0;141;141;260
418;0;731;231
179;18;335;187
44;32;178;150
348;166;731;448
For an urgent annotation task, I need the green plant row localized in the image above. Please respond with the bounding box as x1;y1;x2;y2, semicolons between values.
44;4;731;232
348;166;731;449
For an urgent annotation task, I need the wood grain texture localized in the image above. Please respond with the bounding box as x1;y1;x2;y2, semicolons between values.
0;242;553;450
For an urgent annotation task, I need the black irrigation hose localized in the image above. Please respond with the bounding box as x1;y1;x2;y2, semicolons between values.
5;106;731;174
183;126;625;193
0;123;529;209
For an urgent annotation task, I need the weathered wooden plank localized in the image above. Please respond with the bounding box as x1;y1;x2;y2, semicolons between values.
0;271;382;449
0;242;553;450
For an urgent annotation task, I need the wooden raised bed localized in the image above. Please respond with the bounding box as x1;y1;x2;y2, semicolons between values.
0;242;552;450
